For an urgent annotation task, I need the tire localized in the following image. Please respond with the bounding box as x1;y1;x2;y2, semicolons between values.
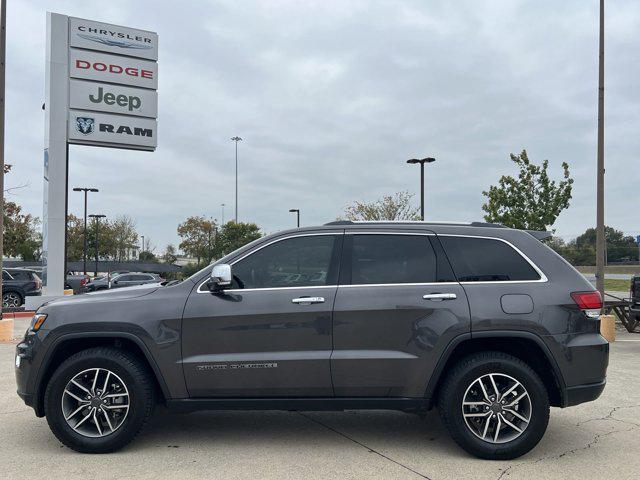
438;351;549;460
44;347;155;453
3;291;23;308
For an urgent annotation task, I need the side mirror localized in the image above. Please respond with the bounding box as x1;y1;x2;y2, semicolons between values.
208;264;232;291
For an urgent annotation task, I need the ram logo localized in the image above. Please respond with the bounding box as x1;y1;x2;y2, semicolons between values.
75;117;95;135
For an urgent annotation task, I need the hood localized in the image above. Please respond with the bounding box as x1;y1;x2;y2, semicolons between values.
43;284;159;307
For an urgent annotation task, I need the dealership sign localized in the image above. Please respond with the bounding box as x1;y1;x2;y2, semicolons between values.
68;110;157;149
69;50;158;89
40;13;159;296
69;79;158;117
69;17;158;61
65;16;159;151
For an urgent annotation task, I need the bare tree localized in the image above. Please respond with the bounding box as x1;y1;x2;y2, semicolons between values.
342;191;420;221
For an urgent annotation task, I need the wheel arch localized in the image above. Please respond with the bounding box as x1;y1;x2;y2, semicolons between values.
34;332;170;417
425;331;566;408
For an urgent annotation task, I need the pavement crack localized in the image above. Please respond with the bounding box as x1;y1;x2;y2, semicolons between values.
297;412;433;480
496;423;640;479
576;404;640;427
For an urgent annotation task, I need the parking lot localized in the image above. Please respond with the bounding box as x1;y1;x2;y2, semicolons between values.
1;316;639;480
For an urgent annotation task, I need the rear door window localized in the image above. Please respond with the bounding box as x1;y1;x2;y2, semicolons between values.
439;236;541;282
345;234;455;285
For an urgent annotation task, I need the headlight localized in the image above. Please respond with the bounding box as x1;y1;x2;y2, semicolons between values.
30;313;48;332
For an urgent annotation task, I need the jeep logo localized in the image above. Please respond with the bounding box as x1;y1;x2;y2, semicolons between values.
89;86;141;111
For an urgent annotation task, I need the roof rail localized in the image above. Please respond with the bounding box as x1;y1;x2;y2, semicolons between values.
324;220;504;227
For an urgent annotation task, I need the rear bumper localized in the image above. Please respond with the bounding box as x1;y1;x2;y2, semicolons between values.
565;379;606;407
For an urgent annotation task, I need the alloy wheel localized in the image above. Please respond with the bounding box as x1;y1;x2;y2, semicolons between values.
461;373;531;444
3;292;21;308
61;368;130;438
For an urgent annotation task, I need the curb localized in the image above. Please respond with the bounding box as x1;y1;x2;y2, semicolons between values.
2;311;34;319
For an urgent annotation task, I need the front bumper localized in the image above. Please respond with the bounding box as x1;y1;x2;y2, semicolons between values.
15;330;41;414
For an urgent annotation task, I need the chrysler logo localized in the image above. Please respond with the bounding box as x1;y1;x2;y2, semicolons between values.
77;33;153;51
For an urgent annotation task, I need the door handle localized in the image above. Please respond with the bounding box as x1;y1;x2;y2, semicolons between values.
423;293;457;301
292;296;325;305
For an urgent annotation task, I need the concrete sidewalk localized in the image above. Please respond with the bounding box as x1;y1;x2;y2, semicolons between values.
1;318;639;480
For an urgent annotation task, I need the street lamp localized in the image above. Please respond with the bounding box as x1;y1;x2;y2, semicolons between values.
406;157;436;221
72;187;99;274
141;235;145;255
289;209;300;228
221;203;226;225
89;214;106;277
231;136;242;222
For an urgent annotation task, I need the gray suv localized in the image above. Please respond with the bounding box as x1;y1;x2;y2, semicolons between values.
15;221;608;459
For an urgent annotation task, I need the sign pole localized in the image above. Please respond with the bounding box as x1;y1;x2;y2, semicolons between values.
0;0;6;317
42;12;70;296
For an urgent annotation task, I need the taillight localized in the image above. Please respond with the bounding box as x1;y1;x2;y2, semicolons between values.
571;291;602;318
80;277;88;286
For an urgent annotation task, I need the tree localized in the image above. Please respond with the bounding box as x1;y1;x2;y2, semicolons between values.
547;226;638;265
66;214;85;262
162;244;178;265
215;221;262;257
110;215;139;261
3;199;40;260
342;191;420;221
177;216;218;266
482;150;573;231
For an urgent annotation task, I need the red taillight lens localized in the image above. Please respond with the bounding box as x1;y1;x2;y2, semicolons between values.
80;278;88;285
571;291;603;310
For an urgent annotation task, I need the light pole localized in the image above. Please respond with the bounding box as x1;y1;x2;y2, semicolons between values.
406;157;436;221
221;203;226;225
72;187;99;274
231;136;242;222
89;214;106;277
289;208;300;228
141;235;145;257
595;0;606;307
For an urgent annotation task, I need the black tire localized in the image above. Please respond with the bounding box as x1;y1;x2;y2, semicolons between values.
3;290;23;308
438;351;549;460
44;347;155;453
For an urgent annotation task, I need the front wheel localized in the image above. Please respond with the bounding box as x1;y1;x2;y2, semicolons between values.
438;351;549;460
3;291;23;308
44;347;155;453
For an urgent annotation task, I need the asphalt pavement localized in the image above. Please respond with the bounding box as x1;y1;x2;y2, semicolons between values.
1;317;639;480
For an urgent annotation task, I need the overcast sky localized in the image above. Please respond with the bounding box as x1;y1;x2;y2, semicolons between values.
5;0;640;253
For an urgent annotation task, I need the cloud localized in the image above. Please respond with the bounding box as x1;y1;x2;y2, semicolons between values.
6;0;640;252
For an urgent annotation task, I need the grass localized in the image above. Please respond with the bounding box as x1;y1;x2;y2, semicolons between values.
604;278;631;292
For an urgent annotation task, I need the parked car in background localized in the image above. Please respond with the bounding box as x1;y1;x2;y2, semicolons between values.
2;269;42;307
109;272;163;289
65;272;91;294
85;275;110;292
631;275;640;321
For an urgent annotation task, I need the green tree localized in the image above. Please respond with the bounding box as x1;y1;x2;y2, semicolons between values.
3;200;40;260
177;216;218;266
66;214;86;262
215;221;262;257
162;244;178;265
482;150;573;231
342;191;420;221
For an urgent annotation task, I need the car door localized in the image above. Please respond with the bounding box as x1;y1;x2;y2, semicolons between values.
331;231;471;397
111;274;132;288
182;232;343;397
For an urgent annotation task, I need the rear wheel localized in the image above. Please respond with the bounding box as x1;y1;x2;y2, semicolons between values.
44;347;155;453
438;351;549;459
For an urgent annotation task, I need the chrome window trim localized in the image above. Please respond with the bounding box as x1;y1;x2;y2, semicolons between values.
345;231;434;236
339;282;460;288
196;232;342;294
437;234;548;284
